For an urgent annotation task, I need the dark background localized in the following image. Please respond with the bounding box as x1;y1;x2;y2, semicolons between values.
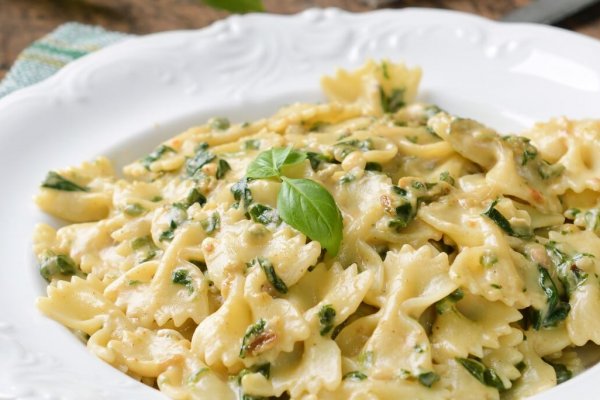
2;0;600;79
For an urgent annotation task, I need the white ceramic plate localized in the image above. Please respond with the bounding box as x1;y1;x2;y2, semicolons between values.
1;8;600;400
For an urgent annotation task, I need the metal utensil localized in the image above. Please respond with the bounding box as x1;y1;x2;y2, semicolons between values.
501;0;600;24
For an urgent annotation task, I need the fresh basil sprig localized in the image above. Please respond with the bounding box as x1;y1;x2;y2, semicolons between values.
245;147;343;255
279;177;343;255
247;146;306;179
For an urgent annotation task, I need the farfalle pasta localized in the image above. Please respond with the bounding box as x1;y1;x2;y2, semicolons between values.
33;60;600;399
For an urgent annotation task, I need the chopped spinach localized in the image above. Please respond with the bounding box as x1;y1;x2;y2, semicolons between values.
535;265;571;329
243;139;261;150
240;318;267;358
186;142;216;177
333;139;373;159
306;151;334;170
141;145;175;170
250;257;287;294
41;171;89;192
172;269;193;293
439;171;455;186
318;304;336;336
39;253;79;282
456;357;506;390
124;203;145;216
544;360;573;384
231;177;253;208
481;199;533;239
545;241;591;296
418;371;440;388
201;212;220;234
248;204;280;225
216;159;231;179
343;371;367;381
379;86;405;113
365;162;382;172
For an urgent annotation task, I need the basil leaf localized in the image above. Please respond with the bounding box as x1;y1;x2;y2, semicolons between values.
200;0;264;13
278;177;343;255
41;171;89;192
246;147;306;179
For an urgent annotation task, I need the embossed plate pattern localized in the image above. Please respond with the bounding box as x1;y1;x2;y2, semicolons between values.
1;8;600;400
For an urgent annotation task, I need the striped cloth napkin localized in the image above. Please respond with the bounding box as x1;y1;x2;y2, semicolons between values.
0;23;129;98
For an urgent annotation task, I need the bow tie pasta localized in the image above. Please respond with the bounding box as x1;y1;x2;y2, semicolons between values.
33;60;600;399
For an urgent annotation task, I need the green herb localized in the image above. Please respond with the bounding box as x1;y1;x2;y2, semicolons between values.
124;203;145;216
538;160;565;180
248;204;280;225
236;363;271;386
306;151;333;170
339;173;355;184
251;257;288;294
424;105;443;120
381;61;390;79
40;253;78;282
365;162;382;172
128;280;142;286
584;209;600;231
535;265;571;329
243;139;261;150
439;171;455;185
481;199;532;239
545;241;591;296
522;146;538;166
41;171;89;192
308;121;328;132
435;288;464;314
187;368;209;384
379;87;405;113
151;195;163;202
358;351;374;368
141;145;175;170
172;269;193;293
246;147;306;179
318;304;336;336
406;135;418;144
456;358;506;390
201;212;220;234
210;117;230;130
334;139;373;159
480;251;498;268
240;318;267;358
343;371;367;381
200;0;264;13
186;143;216;177
418;372;440;388
545;360;572;384
491;283;502;289
215;159;231;180
131;236;152;250
387;181;450;232
515;361;527;372
231;177;253;209
278;177;343;256
160;222;177;242
184;188;207;208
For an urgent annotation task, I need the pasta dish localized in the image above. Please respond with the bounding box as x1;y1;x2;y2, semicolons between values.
32;61;600;399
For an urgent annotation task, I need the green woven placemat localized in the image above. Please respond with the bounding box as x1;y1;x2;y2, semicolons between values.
0;23;130;98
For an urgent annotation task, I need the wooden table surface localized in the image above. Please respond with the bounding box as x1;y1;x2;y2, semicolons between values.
2;0;600;79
